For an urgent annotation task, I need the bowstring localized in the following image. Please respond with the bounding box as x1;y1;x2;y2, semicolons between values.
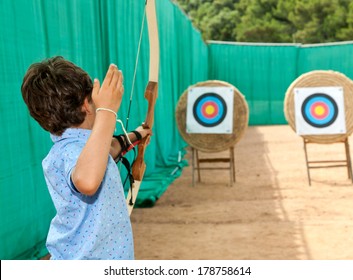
119;1;148;192
125;1;147;131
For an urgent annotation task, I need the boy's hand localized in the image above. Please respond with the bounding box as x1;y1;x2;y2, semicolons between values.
92;64;124;113
135;125;152;142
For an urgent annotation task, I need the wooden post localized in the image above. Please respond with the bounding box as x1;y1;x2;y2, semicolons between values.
191;147;236;187
303;138;353;185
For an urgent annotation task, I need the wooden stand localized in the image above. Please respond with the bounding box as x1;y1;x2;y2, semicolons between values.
303;138;353;185
191;147;236;187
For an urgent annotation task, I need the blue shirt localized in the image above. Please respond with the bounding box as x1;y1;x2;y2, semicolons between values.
42;128;134;260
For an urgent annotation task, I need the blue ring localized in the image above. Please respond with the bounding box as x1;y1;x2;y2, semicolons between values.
196;96;224;124
193;93;227;127
303;96;335;125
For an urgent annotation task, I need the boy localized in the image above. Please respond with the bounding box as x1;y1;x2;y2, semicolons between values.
21;56;151;259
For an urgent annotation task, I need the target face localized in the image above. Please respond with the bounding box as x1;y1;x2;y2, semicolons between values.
301;93;338;128
186;87;234;134
193;93;227;127
294;87;346;135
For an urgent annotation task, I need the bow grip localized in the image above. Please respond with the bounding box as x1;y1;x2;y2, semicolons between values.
131;81;158;181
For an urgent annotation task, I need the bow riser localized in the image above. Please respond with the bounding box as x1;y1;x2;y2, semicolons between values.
131;81;158;180
143;81;158;129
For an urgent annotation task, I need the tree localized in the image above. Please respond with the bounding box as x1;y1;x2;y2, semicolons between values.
173;0;353;43
337;1;353;40
289;0;351;43
235;0;296;42
173;0;240;41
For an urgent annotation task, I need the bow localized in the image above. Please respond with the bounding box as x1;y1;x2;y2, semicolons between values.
126;0;159;215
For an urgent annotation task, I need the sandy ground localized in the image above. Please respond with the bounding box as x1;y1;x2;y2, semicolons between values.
131;125;353;260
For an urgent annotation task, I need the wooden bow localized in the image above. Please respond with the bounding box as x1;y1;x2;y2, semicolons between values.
126;0;159;215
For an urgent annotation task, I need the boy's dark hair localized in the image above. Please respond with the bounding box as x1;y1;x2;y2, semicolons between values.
21;56;93;135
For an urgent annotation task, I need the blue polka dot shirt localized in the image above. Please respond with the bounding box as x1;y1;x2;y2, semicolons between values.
42;128;134;260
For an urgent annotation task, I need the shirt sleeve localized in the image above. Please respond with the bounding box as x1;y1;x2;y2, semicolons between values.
63;142;84;194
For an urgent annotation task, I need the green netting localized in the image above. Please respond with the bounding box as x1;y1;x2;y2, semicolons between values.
208;42;300;125
0;0;207;259
208;41;353;125
298;42;353;79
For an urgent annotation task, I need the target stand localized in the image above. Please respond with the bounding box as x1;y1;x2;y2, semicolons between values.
303;138;353;185
191;147;236;187
175;80;249;187
284;70;353;185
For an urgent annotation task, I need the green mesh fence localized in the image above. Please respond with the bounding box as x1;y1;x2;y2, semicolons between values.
0;0;207;259
208;41;353;125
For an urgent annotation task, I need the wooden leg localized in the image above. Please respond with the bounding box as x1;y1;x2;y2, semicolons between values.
344;139;353;182
232;147;236;182
229;147;235;186
195;149;201;183
191;148;195;187
229;150;232;187
303;139;311;186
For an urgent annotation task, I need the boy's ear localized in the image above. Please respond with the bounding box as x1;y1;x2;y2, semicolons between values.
82;97;94;114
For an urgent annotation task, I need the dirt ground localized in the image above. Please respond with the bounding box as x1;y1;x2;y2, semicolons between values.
131;125;353;260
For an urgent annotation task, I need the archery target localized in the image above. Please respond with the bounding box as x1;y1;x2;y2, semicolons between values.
186;87;234;134
294;87;346;135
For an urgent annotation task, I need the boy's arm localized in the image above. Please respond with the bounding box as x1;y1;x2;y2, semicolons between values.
110;127;152;160
71;64;122;196
110;132;136;160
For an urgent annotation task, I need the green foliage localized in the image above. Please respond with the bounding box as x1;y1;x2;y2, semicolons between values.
173;0;353;43
235;0;295;42
289;0;350;43
174;0;240;41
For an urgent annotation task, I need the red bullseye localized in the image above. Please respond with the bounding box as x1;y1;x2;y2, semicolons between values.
201;101;218;118
310;101;329;120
